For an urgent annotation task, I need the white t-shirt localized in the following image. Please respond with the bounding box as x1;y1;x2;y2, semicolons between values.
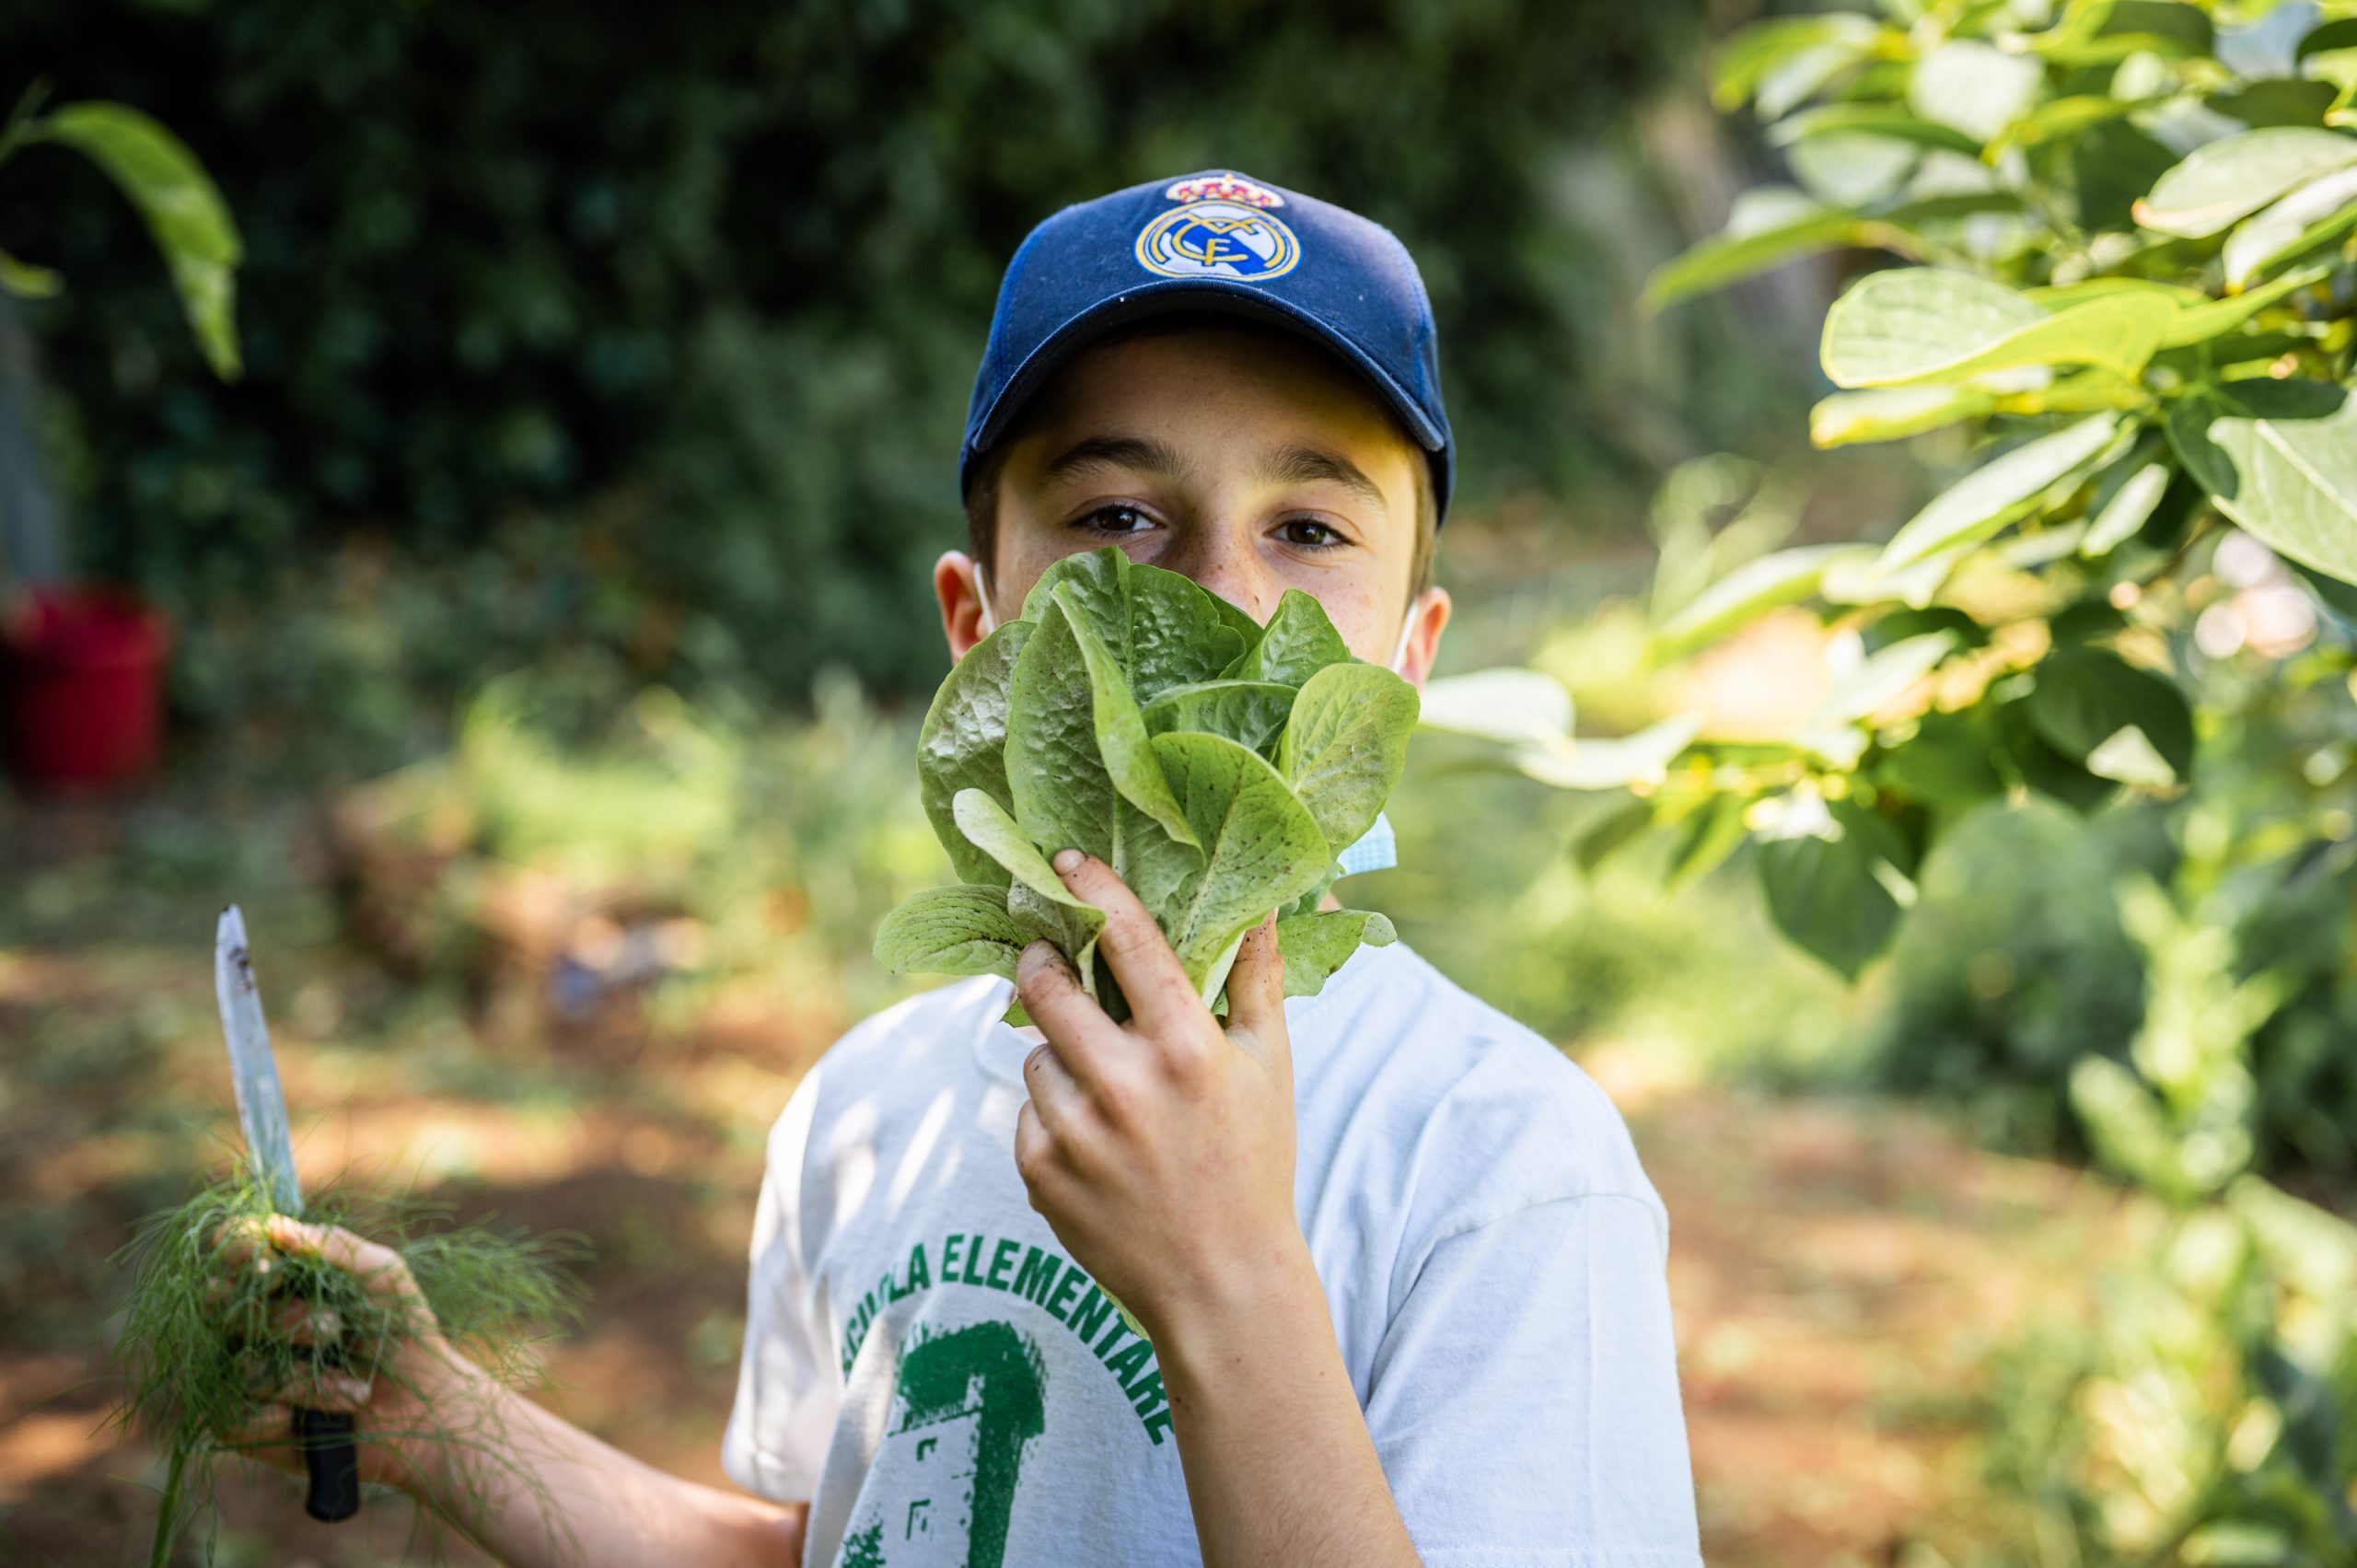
724;941;1703;1568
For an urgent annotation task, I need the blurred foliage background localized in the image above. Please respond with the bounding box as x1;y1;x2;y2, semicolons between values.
7;1;2357;1564
2;0;1801;775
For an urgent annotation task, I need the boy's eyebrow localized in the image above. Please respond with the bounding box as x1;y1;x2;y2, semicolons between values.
1040;435;1190;485
1039;436;1388;512
1255;445;1387;511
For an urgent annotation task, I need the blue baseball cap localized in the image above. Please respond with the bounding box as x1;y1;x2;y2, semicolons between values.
961;169;1454;519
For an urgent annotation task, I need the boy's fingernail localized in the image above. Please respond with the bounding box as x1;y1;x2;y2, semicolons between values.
1051;849;1083;874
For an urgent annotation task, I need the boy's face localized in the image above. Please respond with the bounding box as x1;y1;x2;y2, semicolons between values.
935;324;1451;681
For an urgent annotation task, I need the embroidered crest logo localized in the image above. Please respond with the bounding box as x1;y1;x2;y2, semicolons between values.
1134;173;1301;282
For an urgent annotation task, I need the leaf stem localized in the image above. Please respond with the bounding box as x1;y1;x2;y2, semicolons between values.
148;1441;190;1568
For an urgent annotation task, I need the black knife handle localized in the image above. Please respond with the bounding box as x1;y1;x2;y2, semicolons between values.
293;1404;361;1521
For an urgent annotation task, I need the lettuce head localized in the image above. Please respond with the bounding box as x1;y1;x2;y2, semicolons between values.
875;546;1416;1021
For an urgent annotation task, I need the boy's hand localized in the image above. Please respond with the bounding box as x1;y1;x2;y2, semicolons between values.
1012;849;1309;1342
215;1215;480;1492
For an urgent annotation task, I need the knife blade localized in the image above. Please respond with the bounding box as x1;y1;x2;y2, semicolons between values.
215;905;300;1217
213;905;360;1523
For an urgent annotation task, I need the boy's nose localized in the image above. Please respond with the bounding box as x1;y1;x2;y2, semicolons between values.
1161;533;1280;623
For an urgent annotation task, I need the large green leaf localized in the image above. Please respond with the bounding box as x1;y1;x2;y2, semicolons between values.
1225;589;1352;688
1276;663;1420;854
36;102;243;379
1811;386;1998;447
1653;542;1878;655
2080;455;2175;555
917;621;1033;887
1875;709;2004;809
1644;191;2019;310
2133;127;2357;238
952;789;1099;917
1147;730;1334;993
2162;263;2332;345
950;787;1110;1003
2220;168;2357;286
875;884;1031;980
1058;585;1200;850
2173;380;2357;586
1908;40;2042;144
1415;668;1574;745
1274;909;1396;999
2025;645;2194;785
1821;270;2172;388
1878;412;2127;569
1756;799;1909;979
1141;679;1296;756
2025;0;2213;64
1514;714;1702;791
0;247;60;298
1022;548;1249;705
1711;14;1883;113
1767;104;1982;157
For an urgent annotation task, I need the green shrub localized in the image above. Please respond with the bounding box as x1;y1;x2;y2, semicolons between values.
3;0;1730;713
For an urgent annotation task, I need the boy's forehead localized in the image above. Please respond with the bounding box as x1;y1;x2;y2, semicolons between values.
1014;323;1424;470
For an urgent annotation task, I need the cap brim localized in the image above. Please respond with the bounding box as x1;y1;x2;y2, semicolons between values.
969;278;1449;464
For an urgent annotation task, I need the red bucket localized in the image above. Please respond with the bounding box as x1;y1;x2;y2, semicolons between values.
3;586;172;789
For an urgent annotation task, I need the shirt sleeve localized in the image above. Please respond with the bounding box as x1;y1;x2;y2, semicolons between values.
722;1067;839;1502
1364;1191;1703;1568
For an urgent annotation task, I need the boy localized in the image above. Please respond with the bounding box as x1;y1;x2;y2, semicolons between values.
239;170;1703;1567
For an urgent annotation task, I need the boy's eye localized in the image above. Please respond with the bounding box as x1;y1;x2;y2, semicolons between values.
1276;517;1348;550
1080;505;1156;536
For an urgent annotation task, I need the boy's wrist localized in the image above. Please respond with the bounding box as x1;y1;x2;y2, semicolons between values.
1145;1229;1332;1392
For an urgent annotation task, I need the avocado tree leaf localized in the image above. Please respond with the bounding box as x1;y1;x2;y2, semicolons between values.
2173;380;2357;585
1909;40;2043;143
1514;714;1703;791
1756;800;1907;979
1875;709;2004;808
1811;386;1998;447
1277;663;1420;854
2132;127;2357;238
1147;730;1334;993
1225;589;1353;688
2209;78;2340;130
2162;262;2333;345
1821;269;2043;385
2025;645;2194;784
0;247;61;298
1274;909;1396;998
1643;190;2023;310
2081;458;2175;555
875;884;1030;980
1415;668;1574;745
1711;13;1883;113
35;101;243;379
2221;167;2357;287
1654;543;1879;655
1823;270;2172;388
918;621;1033;887
1141;679;1297;756
1769;104;1983;156
1878;412;2128;569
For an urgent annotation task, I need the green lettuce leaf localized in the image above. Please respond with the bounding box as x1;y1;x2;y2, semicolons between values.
875;548;1416;1013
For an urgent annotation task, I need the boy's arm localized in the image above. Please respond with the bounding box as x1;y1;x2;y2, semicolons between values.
235;1218;808;1568
1011;853;1422;1568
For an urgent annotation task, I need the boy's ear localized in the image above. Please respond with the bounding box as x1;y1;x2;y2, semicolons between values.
1395;587;1452;688
935;551;994;660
